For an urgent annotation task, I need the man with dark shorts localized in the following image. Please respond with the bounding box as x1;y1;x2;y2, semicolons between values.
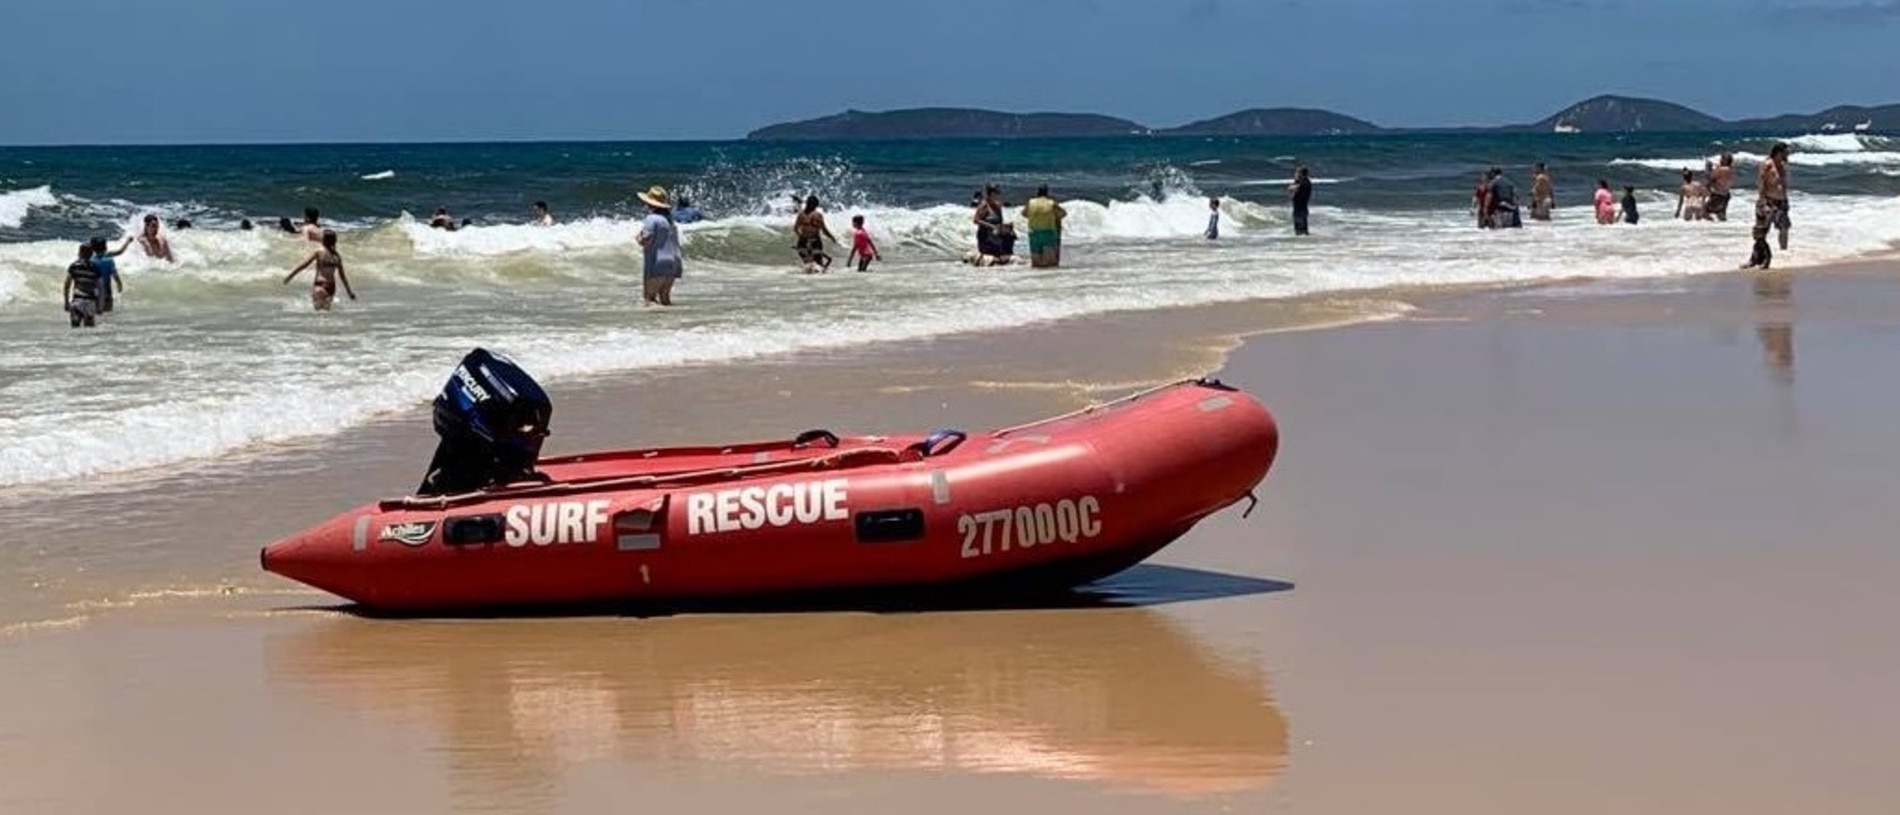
64;243;103;328
1707;154;1735;222
1290;167;1314;235
1485;167;1522;229
1743;143;1791;270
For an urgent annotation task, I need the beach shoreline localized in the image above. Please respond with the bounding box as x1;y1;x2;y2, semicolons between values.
4;254;1898;629
6;258;1900;813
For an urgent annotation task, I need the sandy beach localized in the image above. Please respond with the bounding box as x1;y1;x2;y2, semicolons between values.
6;264;1900;814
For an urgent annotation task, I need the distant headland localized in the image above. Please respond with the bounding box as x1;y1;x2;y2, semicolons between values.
746;95;1899;140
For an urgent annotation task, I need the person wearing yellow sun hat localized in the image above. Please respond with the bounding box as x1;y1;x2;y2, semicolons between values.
635;185;683;306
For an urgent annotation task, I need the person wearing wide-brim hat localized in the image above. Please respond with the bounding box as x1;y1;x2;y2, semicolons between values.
634;185;683;306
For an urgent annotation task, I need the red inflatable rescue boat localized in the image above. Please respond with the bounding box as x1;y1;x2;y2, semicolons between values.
261;350;1279;613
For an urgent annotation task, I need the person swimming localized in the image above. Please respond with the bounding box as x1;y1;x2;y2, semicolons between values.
137;214;174;262
673;197;704;224
299;207;324;243
532;201;555;226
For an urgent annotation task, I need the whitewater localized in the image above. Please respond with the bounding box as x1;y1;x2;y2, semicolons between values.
3;133;1899;488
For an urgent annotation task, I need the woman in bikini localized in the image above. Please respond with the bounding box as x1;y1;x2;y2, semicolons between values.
283;229;357;311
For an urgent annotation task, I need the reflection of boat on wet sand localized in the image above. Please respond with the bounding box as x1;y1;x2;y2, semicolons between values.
267;604;1288;801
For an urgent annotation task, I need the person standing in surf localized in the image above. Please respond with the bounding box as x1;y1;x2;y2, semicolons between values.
299;208;324;243
636;186;683;305
1472;173;1491;229
846;214;880;272
1484;167;1521;229
1592;180;1616;225
1675;169;1708;221
87;236;133;313
1205;196;1221;240
137;214;174;262
793;195;838;273
1289;167;1314;235
1707;154;1735;222
532;201;555;226
973;185;1006;257
283;229;357;311
1743;143;1792;270
1022;185;1067;268
64;243;103;328
1530;163;1554;222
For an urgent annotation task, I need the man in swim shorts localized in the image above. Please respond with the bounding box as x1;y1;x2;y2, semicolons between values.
1707;154;1734;222
1021;185;1066;268
1743;143;1791;270
1529;163;1554;221
64;243;103;328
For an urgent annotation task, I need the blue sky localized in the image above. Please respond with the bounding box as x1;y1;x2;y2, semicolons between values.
2;0;1896;144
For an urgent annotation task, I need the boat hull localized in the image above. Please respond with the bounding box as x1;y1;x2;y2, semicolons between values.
261;379;1279;613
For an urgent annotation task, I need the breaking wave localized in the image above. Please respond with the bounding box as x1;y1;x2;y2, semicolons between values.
0;186;58;229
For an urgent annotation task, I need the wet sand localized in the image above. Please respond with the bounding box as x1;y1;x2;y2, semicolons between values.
6;266;1900;813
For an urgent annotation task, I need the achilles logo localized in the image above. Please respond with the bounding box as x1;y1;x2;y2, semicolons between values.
504;500;610;547
686;479;849;535
379;520;438;547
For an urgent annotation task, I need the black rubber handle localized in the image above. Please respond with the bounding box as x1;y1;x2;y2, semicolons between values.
907;429;966;458
794;429;841;448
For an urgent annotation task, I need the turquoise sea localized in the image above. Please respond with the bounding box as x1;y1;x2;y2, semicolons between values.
3;131;1898;488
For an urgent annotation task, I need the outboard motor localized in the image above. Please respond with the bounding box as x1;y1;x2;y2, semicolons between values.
416;348;553;496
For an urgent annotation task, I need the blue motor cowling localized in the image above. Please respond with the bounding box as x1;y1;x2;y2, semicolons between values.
417;348;553;496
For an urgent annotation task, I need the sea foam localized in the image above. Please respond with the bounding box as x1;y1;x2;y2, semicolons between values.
4;185;1900;488
0;186;58;229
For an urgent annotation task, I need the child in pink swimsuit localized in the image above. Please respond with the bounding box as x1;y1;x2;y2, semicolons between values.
847;214;880;272
1593;179;1616;225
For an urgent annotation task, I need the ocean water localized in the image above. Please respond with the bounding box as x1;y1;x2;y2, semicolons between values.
3;132;1899;489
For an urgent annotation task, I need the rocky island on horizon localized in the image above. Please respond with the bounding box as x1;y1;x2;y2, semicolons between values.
747;95;1900;141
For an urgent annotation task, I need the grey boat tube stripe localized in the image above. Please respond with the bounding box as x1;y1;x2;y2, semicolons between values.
932;471;952;505
352;515;371;551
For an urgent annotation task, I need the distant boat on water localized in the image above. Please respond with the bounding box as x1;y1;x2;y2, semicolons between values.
1553;122;1581;134
1853;119;1873;133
